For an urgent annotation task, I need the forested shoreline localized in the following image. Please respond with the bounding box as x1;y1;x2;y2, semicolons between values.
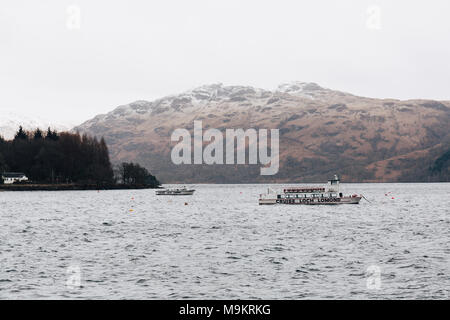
0;127;160;189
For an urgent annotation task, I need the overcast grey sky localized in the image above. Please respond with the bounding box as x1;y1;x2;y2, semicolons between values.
1;0;450;124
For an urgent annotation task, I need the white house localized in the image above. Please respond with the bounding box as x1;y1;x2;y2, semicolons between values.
1;172;29;184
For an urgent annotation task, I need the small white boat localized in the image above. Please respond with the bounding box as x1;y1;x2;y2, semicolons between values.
155;186;195;196
259;175;362;205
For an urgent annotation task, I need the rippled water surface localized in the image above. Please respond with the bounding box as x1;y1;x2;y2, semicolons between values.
0;183;449;299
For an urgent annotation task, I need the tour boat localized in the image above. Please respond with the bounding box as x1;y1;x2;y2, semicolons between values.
259;175;362;205
155;186;195;196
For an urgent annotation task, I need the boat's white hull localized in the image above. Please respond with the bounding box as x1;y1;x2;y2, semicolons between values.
259;196;361;205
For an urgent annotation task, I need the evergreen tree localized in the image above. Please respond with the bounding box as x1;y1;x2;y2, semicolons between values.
14;126;28;140
45;127;59;141
0;152;7;173
33;129;43;140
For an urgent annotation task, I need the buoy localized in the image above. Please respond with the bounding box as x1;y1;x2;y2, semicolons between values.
184;202;188;206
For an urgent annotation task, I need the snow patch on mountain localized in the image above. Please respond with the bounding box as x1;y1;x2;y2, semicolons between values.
276;81;328;99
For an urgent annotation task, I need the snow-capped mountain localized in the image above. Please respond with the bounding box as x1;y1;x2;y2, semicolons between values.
81;82;353;127
0;110;72;140
79;83;274;126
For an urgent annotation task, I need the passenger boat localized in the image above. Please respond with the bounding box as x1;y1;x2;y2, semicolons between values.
155;186;195;195
259;175;362;205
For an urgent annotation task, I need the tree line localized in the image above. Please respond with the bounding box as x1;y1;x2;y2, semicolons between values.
0;127;159;187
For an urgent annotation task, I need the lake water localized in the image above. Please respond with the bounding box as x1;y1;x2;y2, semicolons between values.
0;183;448;299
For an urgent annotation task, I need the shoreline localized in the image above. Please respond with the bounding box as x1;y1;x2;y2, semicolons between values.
0;183;159;191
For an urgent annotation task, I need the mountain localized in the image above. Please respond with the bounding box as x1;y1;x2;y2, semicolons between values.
0;110;72;140
74;82;450;183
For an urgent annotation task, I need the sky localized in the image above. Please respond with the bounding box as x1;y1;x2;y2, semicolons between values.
1;0;450;124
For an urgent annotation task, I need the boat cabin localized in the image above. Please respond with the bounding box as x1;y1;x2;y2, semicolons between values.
1;172;29;184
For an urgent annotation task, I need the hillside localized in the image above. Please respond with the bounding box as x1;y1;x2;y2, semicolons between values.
74;82;450;183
